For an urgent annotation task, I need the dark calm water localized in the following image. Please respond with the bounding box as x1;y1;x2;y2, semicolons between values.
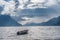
0;26;60;40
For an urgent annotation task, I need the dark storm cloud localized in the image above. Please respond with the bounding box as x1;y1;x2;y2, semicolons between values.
18;7;58;18
4;0;10;2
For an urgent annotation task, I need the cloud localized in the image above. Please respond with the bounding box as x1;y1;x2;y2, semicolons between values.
0;0;18;16
17;0;59;18
4;0;10;2
18;0;58;9
18;7;58;18
45;0;57;7
0;0;6;6
0;0;59;16
17;0;60;18
19;17;50;25
1;0;16;16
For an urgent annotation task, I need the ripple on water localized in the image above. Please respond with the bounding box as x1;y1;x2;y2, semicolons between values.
0;27;59;40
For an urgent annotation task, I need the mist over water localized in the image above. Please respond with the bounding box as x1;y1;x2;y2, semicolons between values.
0;26;60;40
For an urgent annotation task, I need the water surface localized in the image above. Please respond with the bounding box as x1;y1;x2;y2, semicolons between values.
0;26;60;40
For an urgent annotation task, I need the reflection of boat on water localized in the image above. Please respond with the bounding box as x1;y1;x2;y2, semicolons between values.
17;30;28;35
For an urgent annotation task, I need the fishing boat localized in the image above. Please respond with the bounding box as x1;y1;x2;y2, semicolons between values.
17;30;28;35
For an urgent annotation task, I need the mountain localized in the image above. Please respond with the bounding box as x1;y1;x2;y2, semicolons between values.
0;15;22;26
24;23;41;26
24;16;60;26
40;16;60;26
0;6;3;13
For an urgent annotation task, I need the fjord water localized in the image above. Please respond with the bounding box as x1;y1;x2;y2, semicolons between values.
0;26;60;40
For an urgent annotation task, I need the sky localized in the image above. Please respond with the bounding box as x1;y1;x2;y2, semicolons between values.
0;0;60;25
